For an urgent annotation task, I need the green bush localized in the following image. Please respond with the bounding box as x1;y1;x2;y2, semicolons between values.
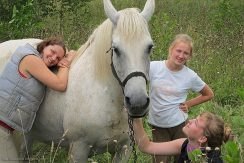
0;0;243;162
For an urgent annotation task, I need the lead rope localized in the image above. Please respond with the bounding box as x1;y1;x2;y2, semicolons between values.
128;115;137;163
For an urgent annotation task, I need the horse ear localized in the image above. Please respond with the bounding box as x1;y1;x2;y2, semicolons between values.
140;0;155;22
103;0;119;25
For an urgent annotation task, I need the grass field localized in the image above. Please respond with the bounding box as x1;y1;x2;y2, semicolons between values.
0;0;243;162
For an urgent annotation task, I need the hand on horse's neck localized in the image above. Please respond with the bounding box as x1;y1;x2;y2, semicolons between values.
165;60;183;72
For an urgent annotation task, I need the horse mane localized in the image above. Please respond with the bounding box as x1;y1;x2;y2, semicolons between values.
116;8;150;41
74;8;150;81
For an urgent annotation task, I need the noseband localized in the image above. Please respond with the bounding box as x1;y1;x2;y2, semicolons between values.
107;48;148;89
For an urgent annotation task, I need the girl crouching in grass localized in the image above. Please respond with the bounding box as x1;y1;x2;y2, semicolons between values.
133;112;232;162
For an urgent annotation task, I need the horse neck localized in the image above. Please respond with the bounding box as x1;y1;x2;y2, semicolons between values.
71;19;122;89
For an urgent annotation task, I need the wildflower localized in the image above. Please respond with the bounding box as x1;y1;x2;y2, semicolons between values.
206;147;211;151
123;145;128;150
215;147;220;151
88;158;93;162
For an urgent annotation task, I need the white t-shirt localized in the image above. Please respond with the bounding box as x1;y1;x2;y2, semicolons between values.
148;60;205;128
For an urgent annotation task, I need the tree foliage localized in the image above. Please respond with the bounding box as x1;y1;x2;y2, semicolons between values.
0;0;243;161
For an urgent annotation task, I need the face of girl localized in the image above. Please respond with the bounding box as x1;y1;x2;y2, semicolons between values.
169;42;191;66
183;116;207;140
42;45;65;67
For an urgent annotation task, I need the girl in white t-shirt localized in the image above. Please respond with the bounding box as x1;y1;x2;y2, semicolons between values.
148;34;214;163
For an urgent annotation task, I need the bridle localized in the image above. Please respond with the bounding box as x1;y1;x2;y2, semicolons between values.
106;47;148;90
106;47;150;118
106;47;149;163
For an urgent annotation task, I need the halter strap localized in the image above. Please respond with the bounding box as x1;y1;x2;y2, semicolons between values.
107;47;148;88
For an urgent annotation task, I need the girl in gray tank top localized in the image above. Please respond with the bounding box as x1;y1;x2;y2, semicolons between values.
0;37;77;162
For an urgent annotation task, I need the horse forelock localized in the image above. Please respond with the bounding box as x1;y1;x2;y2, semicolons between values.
116;8;150;41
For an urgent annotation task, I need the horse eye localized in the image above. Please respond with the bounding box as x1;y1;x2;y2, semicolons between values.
113;47;120;56
147;44;154;54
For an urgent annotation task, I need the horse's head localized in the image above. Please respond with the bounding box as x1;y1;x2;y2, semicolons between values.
103;0;155;118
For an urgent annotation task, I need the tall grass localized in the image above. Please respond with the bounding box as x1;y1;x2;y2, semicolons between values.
0;0;243;162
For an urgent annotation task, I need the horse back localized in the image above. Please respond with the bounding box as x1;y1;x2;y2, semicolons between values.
0;39;42;73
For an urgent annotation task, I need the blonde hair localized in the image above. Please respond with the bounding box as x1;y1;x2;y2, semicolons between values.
169;34;193;57
200;112;233;148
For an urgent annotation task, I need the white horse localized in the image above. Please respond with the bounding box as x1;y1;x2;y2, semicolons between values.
0;0;155;162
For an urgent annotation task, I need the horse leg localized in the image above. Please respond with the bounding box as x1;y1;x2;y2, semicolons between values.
68;141;90;163
112;141;132;163
18;133;33;162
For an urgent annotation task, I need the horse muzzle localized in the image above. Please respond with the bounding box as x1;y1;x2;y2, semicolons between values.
124;96;150;118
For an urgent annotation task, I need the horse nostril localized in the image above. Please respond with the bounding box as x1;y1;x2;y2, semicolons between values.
125;96;131;106
146;97;150;108
125;96;150;109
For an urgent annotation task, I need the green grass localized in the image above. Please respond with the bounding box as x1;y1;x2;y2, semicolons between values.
1;0;243;162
